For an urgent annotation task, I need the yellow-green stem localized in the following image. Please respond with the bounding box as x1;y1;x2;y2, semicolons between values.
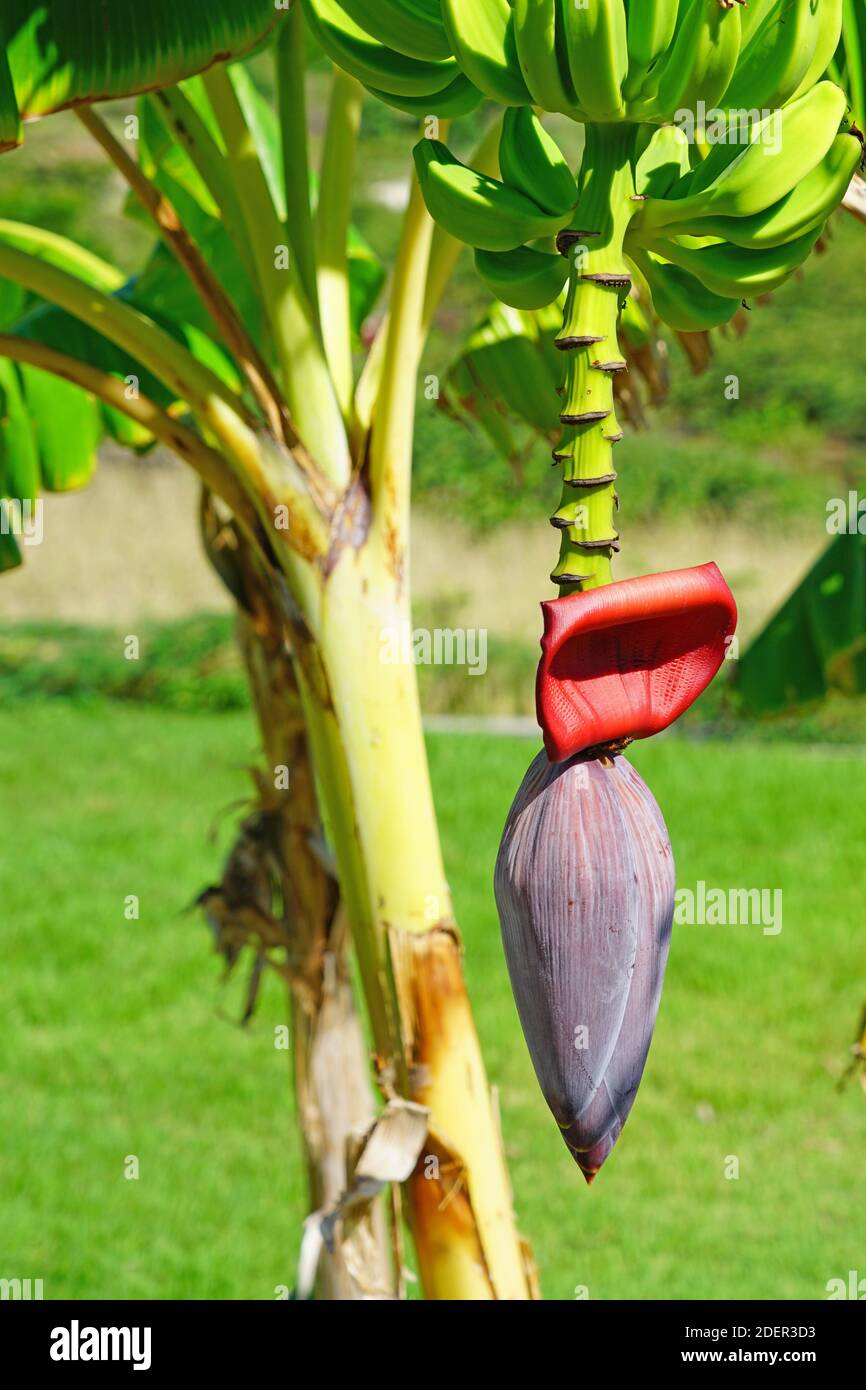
203;66;351;486
149;86;256;282
553;124;639;593
316;71;363;422
370;163;436;558
276;5;320;321
292;541;532;1300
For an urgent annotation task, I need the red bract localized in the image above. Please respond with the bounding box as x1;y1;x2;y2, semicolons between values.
537;563;737;763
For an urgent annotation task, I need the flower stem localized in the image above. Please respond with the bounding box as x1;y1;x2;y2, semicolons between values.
552;124;639;594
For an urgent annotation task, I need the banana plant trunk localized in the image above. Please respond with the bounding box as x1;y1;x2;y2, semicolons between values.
295;528;535;1299
206;504;533;1297
204;511;393;1299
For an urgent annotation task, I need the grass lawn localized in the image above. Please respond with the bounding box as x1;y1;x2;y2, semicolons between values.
1;702;864;1300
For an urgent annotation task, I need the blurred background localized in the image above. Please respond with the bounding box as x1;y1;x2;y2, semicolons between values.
1;65;865;1300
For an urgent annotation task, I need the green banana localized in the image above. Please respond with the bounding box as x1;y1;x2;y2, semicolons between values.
634;124;692;199
513;0;580;117
560;0;629;122
622;0;680;104
723;0;827;113
648;225;823;299
499;108;578;216
643;81;850;227
654;0;743;121
302;0;459;97
635;252;742;331
413;139;568;251
789;0;844;103
440;0;535;106
656;133;861;249
738;0;777;48
367;72;484;118
475;245;570;309
337;0;453;61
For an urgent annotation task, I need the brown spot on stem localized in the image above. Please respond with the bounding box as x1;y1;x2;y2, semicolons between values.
560;410;611;425
573;536;621;551
555;335;605;351
323;475;372;577
581;272;632;288
550;570;592;585
560;472;618;488
557;229;600;255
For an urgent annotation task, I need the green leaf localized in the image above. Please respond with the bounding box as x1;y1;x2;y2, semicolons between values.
230;63;286;220
19;364;101;490
0;357;39;506
138;88;222;219
0;521;22;572
2;1;288;121
0;276;25;328
0;44;20;152
346;224;385;342
736;533;866;715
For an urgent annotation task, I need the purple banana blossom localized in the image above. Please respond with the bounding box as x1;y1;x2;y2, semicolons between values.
495;749;675;1182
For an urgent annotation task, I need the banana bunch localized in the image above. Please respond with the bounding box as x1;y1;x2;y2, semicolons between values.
408;77;860;322
308;0;858;588
630;82;862;332
305;0;856;328
413;107;578;293
305;1;847;126
300;0;482;117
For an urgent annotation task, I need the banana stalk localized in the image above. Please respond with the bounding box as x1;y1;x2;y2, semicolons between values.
298;541;534;1299
202;507;394;1299
551;124;638;592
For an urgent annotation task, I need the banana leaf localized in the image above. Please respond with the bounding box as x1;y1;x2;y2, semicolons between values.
0;524;22;572
0;228;248;577
735;533;866;715
0;45;19;152
0;1;286;136
0;356;39;507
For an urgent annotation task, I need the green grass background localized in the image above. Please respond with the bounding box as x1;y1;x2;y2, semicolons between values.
1;702;863;1300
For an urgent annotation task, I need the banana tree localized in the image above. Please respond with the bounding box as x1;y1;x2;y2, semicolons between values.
0;0;859;1299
